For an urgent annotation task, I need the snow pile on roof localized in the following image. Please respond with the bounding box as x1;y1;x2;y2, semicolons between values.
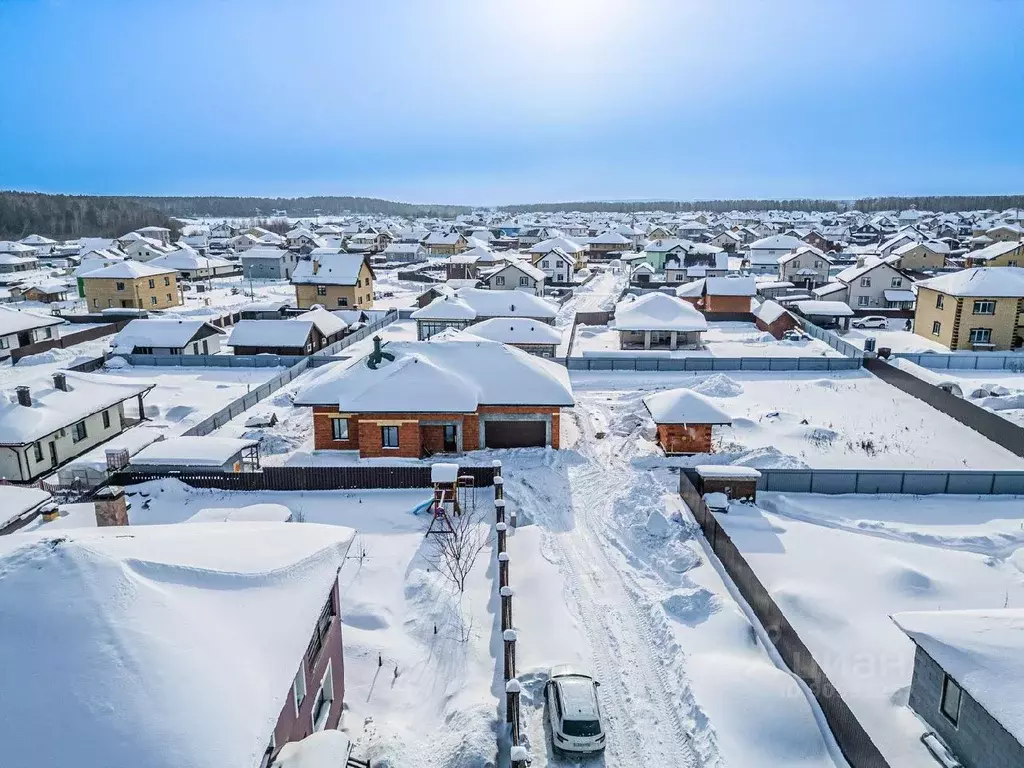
149;250;233;271
793;300;854;317
614;293;708;332
0;305;63;335
749;234;804;251
964;240;1022;264
431;462;460;484
228;319;314;348
411;295;478;321
706;275;756;296
752;299;788;325
0;523;354;768
0;485;53;527
643;388;733;425
295;307;347;337
916;267;1024;297
131;437;258;467
291;252;367;286
112;319;223;352
186;504;293;523
241;246;290;261
694;465;762;479
894;609;1024;744
530;236;585;254
460;317;562;345
412;287;556;321
295;338;574;412
271;730;352;768
82;261;176;279
0;372;154;446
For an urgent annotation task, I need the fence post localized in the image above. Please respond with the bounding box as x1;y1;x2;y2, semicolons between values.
496;522;507;560
503;629;517;685
494;498;505;525
498;551;509;589
500;585;514;633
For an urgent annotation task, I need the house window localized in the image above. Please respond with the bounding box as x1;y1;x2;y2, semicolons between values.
940;674;962;727
93;298;100;307
495;276;506;286
337;297;348;307
164;276;171;286
33;442;43;462
150;295;157;305
890;277;902;288
973;300;996;315
311;660;335;732
519;276;529;286
860;277;871;287
166;293;172;302
102;410;111;429
71;420;88;443
1009;261;1018;267
42;327;52;339
331;418;349;441
381;426;399;448
858;295;870;307
316;285;327;296
356;278;362;288
936;294;944;309
792;260;800;269
969;328;992;344
814;260;822;268
306;590;336;665
542;260;550;269
115;281;125;291
932;320;942;336
0;337;8;350
292;662;307;716
148;279;155;289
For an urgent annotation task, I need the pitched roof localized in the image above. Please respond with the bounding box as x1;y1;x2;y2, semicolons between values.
295;307;347;337
291;252;368;286
643;388;733;425
965;240;1024;263
460;317;563;346
412;287;556;321
82;261;176;279
529;236;586;254
131;436;258;467
916;267;1024;297
749;234;804;251
112;319;224;351
0;306;64;335
0;523;354;768
227;319;315;348
294;338;574;411
491;260;546;282
705;275;757;296
614;293;708;332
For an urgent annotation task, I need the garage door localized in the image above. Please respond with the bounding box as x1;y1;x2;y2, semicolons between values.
484;420;546;448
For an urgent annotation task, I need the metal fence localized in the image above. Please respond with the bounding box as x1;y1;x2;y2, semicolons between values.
756;468;1024;495
893;351;1024;371
565;355;862;371
679;471;891;768
866;358;1024;458
112;463;497;490
793;315;864;359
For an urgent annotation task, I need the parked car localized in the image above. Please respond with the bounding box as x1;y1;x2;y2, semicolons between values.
782;329;805;341
545;665;605;755
851;315;888;329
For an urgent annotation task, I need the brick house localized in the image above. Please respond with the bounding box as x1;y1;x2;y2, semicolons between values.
81;261;181;311
914;267;1024;351
752;299;798;339
291;250;375;310
643;388;732;454
295;337;574;456
0;523;355;768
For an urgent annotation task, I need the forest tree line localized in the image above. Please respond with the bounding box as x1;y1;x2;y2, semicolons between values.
0;192;181;241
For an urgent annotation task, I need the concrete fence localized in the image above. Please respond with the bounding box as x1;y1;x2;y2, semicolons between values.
565;355;862;371
793;315;864;359
893;351;1024;371
756;468;1024;495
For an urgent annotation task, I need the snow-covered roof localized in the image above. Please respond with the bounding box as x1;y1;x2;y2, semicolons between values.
752;299;788;325
748;234;804;251
186;504;293;523
793;300;854;317
893;240;949;256
916;267;1024;297
883;289;916;303
894;609;1024;744
643;389;733;425
0;522;354;768
964;240;1023;263
412;287;556;321
272;731;352;768
0;372;154;446
812;282;847;298
694;465;762;479
0;305;63;336
240;246;290;261
491;260;546;282
228;319;315;348
131;436;258;467
149;250;233;271
614;293;709;332
291;252;368;286
0;485;53;527
675;280;705;298
705;275;756;296
529;236;585;254
295;307;347;337
295;338;574;411
112;319;224;352
460;317;563;345
81;261;176;280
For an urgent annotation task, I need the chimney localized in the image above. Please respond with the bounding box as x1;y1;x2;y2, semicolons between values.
40;503;60;523
52;372;68;392
15;386;31;407
93;486;129;527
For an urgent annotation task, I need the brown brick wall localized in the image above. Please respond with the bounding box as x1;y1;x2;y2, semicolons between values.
657;424;712;454
755;312;798;339
704;294;752;313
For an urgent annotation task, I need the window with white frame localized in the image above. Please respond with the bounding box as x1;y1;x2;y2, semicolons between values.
311;660;335;732
932;320;941;336
858;295;869;307
293;662;307;716
969;328;992;344
331;418;349;441
890;277;902;288
940;674;962;726
381;426;399;448
495;276;505;286
316;285;327;296
519;276;529;286
972;300;996;315
860;277;871;287
936;294;944;309
72;420;88;443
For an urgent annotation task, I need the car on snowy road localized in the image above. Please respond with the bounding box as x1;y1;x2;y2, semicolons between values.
545;665;605;756
851;315;889;329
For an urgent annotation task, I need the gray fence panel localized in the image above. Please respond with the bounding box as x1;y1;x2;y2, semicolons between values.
853;472;906;494
757;469;1024;496
739;358;771;371
993;474;1024;494
810;472;858;494
797;357;829;371
945;473;996;495
899;473;949;495
769;358;800;371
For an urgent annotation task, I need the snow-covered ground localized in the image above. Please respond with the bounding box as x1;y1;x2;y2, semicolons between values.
60;480;498;768
844;319;948;353
892;358;1024;428
371;269;429;310
572;321;843;358
717;492;1024;767
571;371;1024;469
555;269;625;327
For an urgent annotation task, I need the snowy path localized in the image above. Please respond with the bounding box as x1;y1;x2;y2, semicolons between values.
503;393;707;767
555;270;625;328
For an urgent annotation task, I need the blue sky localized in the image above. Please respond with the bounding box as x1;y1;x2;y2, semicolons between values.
1;0;1022;205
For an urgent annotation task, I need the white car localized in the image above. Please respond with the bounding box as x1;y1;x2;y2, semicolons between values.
546;665;605;755
852;315;888;329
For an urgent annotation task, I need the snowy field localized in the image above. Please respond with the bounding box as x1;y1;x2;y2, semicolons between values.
892;358;1024;428
60;480;498;768
717;492;1024;767
570;371;1024;469
571;322;843;358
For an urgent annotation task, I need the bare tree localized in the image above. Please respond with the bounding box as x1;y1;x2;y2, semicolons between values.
422;505;488;594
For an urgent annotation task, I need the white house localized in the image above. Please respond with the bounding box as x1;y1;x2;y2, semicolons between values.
0;306;63;360
111;319;226;355
778;246;832;288
484;260;547;296
745;234;804;274
532;247;576;283
817;258;915;310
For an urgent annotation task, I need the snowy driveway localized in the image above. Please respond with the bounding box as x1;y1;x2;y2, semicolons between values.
555;270;625;327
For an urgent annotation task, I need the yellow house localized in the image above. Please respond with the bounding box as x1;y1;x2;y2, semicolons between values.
424;232;468;255
82;261;180;311
914;267;1024;351
985;225;1024;243
891;241;949;271
291;251;375;309
963;240;1024;268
